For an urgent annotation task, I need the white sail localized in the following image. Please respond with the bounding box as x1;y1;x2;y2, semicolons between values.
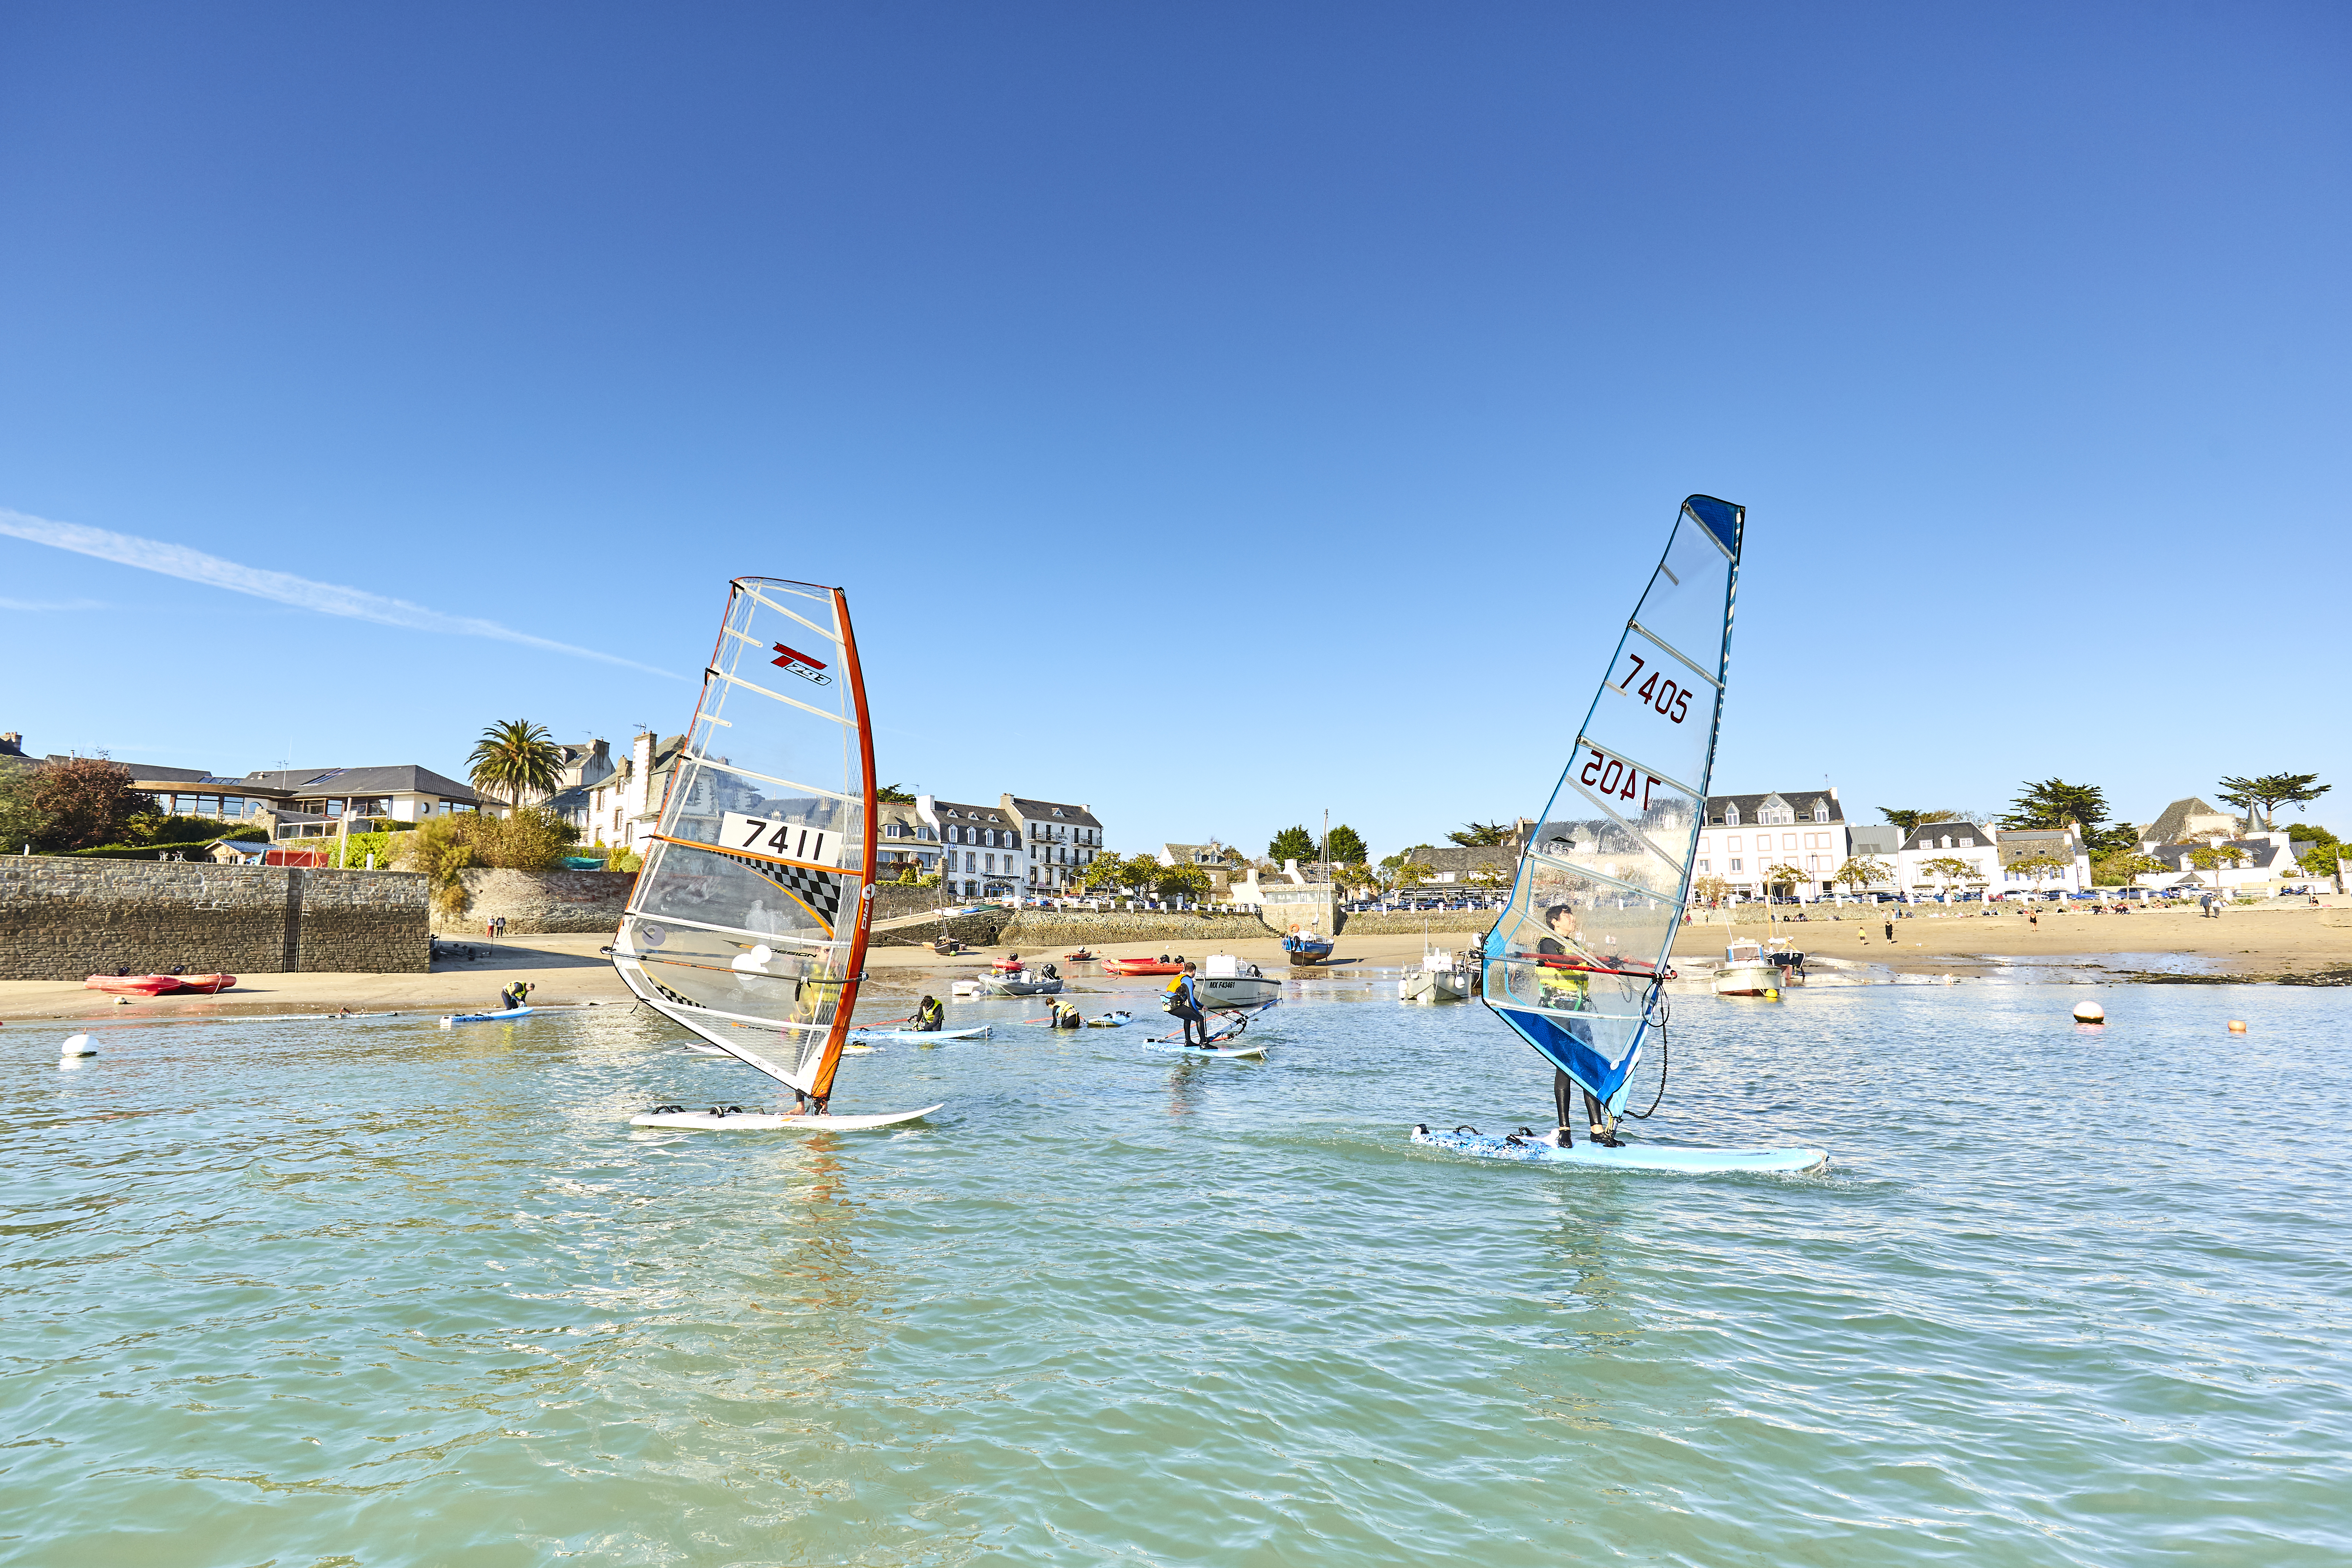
610;579;878;1103
1480;496;1743;1115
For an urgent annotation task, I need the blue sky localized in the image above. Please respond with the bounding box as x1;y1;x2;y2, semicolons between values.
3;2;2345;856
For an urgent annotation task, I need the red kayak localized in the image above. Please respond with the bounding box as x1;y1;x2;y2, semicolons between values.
81;973;238;996
83;975;176;996
1100;958;1184;976
173;973;238;994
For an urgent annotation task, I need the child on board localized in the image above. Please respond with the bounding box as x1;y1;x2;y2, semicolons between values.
1165;962;1209;1047
1533;904;1613;1146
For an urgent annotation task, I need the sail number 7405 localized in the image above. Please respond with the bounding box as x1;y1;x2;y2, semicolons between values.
1615;653;1692;724
1580;749;1657;811
719;810;844;868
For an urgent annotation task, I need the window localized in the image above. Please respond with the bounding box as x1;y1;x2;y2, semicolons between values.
1729;859;1743;872
1959;837;1974;847
1724;806;1741;826
964;852;975;872
1696;859;1710;872
1727;836;1742;852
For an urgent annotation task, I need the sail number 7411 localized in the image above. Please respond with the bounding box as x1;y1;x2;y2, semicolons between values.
718;810;844;868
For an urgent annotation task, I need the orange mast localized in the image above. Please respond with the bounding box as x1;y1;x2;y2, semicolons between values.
805;585;879;1109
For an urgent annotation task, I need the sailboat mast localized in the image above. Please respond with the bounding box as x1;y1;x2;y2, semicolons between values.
806;586;880;1106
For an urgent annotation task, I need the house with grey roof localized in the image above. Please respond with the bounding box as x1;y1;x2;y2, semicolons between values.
2138;797;2243;851
927;796;1025;898
1003;795;1103;895
242;764;484;840
1693;789;1849;899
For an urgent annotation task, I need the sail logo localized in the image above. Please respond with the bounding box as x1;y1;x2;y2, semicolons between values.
771;643;832;685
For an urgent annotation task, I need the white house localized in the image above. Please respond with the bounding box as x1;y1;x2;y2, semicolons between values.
582;732;687;857
1895;821;1997;898
925;796;1024;898
875;799;948;882
1004;794;1104;895
1991;829;2094;896
1694;789;1849;899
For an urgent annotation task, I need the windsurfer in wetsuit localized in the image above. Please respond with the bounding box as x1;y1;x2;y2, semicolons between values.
1533;904;1613;1145
914;995;945;1032
1166;962;1210;1047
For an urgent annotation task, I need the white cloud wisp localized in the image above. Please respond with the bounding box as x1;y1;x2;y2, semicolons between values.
0;508;680;678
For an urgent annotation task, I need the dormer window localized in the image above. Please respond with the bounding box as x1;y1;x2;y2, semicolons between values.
1724;806;1741;826
1813;804;1829;822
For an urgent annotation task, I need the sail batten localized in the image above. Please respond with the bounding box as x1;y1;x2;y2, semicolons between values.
1482;497;1744;1114
612;577;879;1100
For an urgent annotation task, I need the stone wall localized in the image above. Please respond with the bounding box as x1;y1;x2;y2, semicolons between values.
869;906;1016;948
0;858;428;980
1336;909;1497;936
1000;911;1276;947
454;868;638;934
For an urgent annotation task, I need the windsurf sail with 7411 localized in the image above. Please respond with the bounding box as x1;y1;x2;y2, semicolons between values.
610;578;935;1131
1415;495;1826;1171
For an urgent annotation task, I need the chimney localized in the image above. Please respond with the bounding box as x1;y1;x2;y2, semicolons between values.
0;732;22;757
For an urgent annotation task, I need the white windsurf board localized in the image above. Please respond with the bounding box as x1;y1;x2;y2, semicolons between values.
441;1006;535;1027
1411;1125;1826;1173
631;1103;944;1132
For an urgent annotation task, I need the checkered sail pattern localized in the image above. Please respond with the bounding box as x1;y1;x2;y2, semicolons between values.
612;577;880;1098
1481;497;1743;1114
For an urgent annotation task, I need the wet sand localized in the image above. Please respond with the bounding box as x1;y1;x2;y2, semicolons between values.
5;904;2345;1027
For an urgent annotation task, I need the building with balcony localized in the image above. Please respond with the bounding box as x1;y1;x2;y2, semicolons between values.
1005;795;1103;894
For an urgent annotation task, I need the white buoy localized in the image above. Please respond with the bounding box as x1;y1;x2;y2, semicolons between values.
60;1033;95;1058
2074;1000;2105;1024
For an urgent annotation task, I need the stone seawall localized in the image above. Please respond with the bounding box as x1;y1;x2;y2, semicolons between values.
454;868;638;934
869;907;1016;948
1336;909;1497;936
1000;911;1277;947
0;858;428;980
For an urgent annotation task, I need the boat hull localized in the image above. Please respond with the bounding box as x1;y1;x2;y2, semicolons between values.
1399;969;1469;1002
1195;975;1281;1008
1713;963;1783;996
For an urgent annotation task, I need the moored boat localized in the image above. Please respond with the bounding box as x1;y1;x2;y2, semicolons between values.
1195;953;1280;1009
83;974;176;996
1281;931;1335;965
1100;957;1183;976
1399;946;1470;1002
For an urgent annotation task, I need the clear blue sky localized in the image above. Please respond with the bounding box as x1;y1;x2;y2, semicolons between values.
4;2;2345;855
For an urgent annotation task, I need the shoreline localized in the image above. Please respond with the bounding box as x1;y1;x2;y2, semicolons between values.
5;909;2348;1025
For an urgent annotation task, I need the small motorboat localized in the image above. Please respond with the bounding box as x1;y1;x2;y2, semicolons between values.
1083;1010;1134;1028
978;969;1065;996
1063;948;1096;962
1196;953;1281;1008
1714;939;1783;997
1399;946;1471;1002
83;974;176;996
1281;930;1335;965
1101;958;1183;976
989;955;1029;974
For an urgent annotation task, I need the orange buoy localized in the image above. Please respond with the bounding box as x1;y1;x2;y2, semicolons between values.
2227;1020;2247;1033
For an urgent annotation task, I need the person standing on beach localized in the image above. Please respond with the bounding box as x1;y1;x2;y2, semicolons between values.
1856;922;1869;945
1884;918;1895;943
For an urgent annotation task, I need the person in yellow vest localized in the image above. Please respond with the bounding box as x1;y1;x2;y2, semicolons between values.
1165;962;1209;1047
1531;904;1610;1145
499;980;532;1011
914;995;945;1032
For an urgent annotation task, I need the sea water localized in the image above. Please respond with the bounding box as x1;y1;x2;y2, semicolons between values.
4;982;2346;1566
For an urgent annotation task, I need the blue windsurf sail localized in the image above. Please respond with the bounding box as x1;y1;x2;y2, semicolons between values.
1480;495;1743;1116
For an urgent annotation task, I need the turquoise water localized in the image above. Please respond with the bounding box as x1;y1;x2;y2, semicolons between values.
5;982;2347;1566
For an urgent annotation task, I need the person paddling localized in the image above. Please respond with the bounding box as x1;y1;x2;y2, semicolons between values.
1165;962;1210;1048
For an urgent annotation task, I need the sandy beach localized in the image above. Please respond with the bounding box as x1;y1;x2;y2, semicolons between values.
5;904;2346;1027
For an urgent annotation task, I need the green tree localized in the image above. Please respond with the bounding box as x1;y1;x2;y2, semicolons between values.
1764;862;1807;898
1327;824;1369;864
1997;777;2137;854
1917;855;1981;899
28;757;155;850
1832;856;1893;894
1390;857;1434;891
468;719;564;811
397;815;479;918
1878;808;1957;837
2286;824;2341;874
876;782;918;803
0;765;53;851
2215;772;2330;830
2184;841;2249;890
1446;821;1510;846
1690;873;1731;906
608;846;643;873
1268;825;1316;864
1154;862;1213;901
2092;851;2169;886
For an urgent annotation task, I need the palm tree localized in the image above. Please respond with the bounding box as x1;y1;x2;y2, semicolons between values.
469;719;564;812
